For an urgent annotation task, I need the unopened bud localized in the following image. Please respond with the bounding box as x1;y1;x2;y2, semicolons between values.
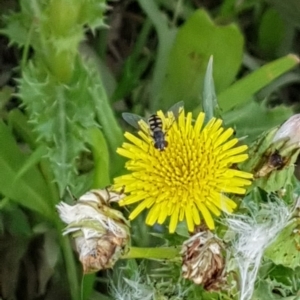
57;188;130;273
181;230;225;290
241;115;300;192
272;114;300;146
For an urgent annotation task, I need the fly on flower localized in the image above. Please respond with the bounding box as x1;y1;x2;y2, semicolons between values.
115;105;253;233
122;101;184;151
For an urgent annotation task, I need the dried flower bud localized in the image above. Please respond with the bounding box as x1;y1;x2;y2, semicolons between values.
57;188;130;273
181;230;225;290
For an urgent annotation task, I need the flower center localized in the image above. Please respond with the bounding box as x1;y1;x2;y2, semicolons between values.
145;125;221;203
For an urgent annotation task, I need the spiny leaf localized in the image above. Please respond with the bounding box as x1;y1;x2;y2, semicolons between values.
19;59;98;196
0;13;31;47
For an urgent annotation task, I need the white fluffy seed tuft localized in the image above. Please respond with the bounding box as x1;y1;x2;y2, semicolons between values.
225;199;292;300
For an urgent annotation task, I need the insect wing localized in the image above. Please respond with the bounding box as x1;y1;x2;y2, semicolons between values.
122;112;146;129
167;101;184;119
122;101;184;129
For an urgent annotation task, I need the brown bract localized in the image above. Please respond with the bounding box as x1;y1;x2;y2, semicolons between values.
56;188;130;274
78;232;128;274
181;230;225;290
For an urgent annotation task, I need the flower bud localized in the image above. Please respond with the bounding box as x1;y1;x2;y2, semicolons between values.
181;230;225;290
57;188;130;273
241;115;300;192
272;114;300;146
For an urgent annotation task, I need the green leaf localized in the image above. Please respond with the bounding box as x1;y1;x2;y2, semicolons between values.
268;265;300;295
8;109;37;149
224;100;293;143
270;0;300;29
257;72;300;100
19;59;101;196
218;54;300;112
88;128;110;188
0;121;53;218
0;86;14;110
240;119;300;192
0;235;30;299
138;0;177;111
1;203;32;236
265;218;300;269
258;8;286;58
86;61;125;176
202;56;219;122
252;280;281;300
160;9;244;111
15;145;48;181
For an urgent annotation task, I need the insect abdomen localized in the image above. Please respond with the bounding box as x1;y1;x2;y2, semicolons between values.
148;115;168;151
148;114;163;131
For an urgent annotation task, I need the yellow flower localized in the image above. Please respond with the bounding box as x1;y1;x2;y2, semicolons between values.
114;109;253;233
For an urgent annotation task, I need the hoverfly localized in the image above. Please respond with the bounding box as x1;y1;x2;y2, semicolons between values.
148;114;167;151
122;101;184;151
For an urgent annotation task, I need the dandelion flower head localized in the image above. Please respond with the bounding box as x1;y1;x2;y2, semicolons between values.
114;107;252;233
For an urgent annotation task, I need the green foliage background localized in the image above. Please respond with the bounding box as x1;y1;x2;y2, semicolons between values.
0;0;300;299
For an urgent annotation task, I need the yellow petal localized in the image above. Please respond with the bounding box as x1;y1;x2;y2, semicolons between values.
197;202;215;229
114;110;253;233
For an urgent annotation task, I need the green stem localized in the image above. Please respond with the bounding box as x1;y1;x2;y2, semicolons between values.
122;246;181;260
172;0;183;26
57;86;68;197
21;21;34;70
131;18;152;62
39;159;59;207
56;219;80;300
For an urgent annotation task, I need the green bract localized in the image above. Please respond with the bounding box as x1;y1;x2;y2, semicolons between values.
241;127;300;192
265;218;300;269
